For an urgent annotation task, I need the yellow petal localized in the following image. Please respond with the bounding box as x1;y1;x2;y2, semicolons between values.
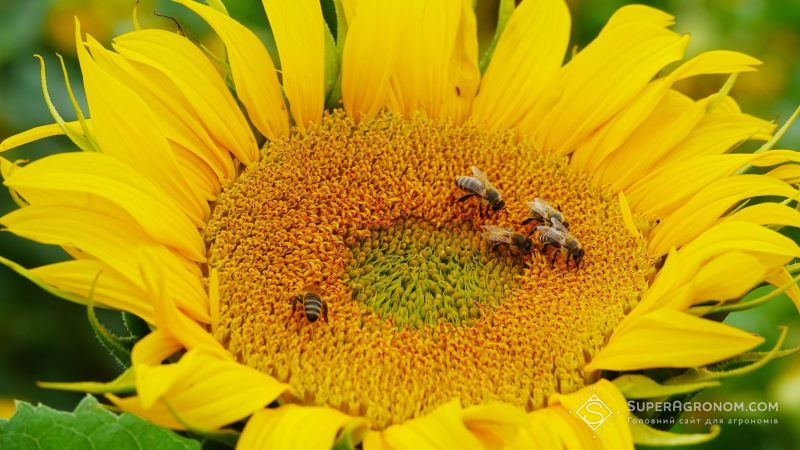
507;411;561;450
693;252;768;302
238;405;366;450
0;122;83;153
83;35;223;198
461;402;528;449
766;164;800;183
670;50;760;81
627;154;754;217
519;21;688;153
647;175;798;255
75;22;209;223
724;202;800;228
600;4;674;30
28;259;155;323
112;29;257;166
263;0;325;127
111;347;289;430
0;399;15;420
442;0;480;124
626;255;694;322
209;268;221;334
547;379;634;450
586;309;764;372
342;0;406;120
362;431;391;450
340;0;359;23
131;330;184;406
173;0;289;140
618;190;641;238
570;78;672;173
657;109;775;165
765;268;800;313
385;0;461;119
131;329;183;366
83;42;232;191
598;91;704;191
471;0;570;130
5;152;205;262
381;400;483;450
138;247;226;355
511;379;633;449
571;50;761;174
0;206;209;323
679;221;800;270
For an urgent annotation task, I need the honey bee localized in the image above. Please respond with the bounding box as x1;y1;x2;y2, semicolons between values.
522;198;568;231
482;225;534;256
455;166;505;217
290;291;328;323
535;222;584;269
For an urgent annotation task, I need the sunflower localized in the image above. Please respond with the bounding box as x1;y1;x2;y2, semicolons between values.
2;0;800;448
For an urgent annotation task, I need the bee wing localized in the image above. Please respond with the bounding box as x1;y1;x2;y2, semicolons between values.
471;166;497;191
537;225;567;245
457;176;487;196
551;218;568;231
482;225;514;243
533;198;553;215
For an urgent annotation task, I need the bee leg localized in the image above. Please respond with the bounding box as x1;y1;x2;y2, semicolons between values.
521;218;534;225
479;205;484;219
287;296;300;327
571;254;581;271
322;301;329;322
549;248;559;268
457;193;477;203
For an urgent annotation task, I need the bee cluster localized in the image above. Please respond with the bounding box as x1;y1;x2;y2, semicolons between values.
455;166;585;270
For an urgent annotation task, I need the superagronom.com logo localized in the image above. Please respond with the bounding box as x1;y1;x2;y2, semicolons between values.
565;385;624;438
576;393;613;430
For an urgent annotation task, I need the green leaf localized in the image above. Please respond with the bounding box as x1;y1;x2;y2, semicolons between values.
0;396;201;450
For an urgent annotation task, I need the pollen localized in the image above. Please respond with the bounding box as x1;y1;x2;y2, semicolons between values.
205;111;652;429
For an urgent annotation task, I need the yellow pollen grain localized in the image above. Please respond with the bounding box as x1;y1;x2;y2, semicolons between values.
205;111;651;429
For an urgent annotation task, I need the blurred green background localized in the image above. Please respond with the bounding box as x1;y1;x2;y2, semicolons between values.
0;1;798;448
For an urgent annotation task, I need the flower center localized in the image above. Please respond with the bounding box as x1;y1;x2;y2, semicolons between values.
346;218;522;329
205;112;652;428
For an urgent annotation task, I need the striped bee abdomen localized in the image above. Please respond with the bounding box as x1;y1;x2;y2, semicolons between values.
455;176;484;194
303;293;324;322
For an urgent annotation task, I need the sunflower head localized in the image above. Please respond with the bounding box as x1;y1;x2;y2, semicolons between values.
1;0;799;449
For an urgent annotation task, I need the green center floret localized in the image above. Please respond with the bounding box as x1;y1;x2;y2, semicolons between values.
345;218;523;328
